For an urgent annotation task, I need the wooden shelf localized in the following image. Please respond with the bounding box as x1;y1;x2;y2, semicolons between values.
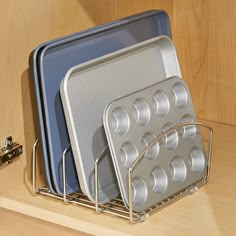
0;208;89;236
0;120;235;235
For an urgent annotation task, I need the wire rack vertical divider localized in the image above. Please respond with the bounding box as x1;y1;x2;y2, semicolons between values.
32;122;213;223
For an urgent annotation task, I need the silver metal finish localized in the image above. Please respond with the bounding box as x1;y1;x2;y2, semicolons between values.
2;137;13;150
128;122;213;222
95;145;109;213
104;77;208;212
32;122;212;223
62;146;71;204
60;36;182;203
0;137;23;166
32;139;39;194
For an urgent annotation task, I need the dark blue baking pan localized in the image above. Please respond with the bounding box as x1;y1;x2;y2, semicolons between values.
29;9;172;195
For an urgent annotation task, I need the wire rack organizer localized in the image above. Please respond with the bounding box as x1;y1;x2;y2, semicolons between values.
32;122;213;223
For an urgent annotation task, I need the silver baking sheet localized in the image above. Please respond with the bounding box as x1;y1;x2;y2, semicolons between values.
104;77;207;212
60;36;181;203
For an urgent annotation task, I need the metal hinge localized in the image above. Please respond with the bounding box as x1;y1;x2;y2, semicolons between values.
0;136;23;166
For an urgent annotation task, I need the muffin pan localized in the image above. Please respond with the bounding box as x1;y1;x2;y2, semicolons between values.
60;36;181;203
103;77;207;212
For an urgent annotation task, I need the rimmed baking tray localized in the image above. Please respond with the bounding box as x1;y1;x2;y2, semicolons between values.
29;10;172;195
60;36;182;203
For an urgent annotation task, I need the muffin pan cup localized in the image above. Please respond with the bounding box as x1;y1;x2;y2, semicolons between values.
104;77;209;212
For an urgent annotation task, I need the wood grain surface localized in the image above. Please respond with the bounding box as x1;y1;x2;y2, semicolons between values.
0;208;90;236
173;0;236;125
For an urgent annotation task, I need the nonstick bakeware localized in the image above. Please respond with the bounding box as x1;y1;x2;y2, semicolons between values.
104;77;207;212
60;36;182;203
30;10;172;195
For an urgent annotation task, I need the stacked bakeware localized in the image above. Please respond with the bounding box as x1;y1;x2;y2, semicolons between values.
60;35;181;204
30;10;213;223
30;10;172;195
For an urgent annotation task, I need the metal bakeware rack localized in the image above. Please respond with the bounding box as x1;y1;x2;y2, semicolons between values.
32;122;213;223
